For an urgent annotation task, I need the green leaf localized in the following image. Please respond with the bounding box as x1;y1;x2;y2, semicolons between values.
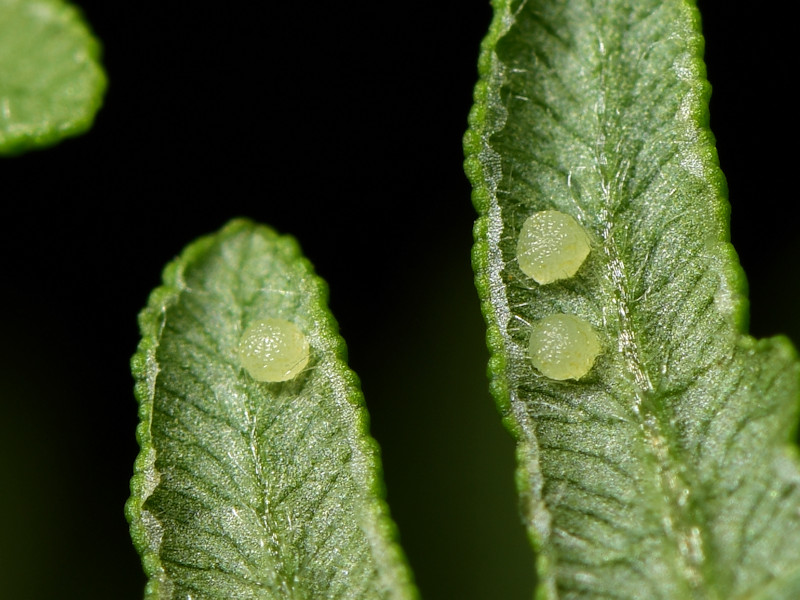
0;0;106;155
127;220;418;600
464;1;800;598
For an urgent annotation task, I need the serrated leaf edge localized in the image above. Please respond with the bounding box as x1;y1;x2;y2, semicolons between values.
126;219;418;600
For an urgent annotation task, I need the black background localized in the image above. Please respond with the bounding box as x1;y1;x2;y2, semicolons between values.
1;1;796;599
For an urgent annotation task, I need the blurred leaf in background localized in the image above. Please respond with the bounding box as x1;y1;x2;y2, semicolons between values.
0;0;105;155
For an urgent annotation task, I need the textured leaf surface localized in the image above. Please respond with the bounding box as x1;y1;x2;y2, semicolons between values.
127;220;417;600
464;1;800;598
0;0;105;155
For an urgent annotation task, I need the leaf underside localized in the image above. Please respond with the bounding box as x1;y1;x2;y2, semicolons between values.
464;1;800;599
0;0;106;155
127;220;417;600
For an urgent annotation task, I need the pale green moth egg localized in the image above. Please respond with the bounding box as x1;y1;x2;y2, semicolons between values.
516;210;591;284
528;313;601;380
238;318;310;382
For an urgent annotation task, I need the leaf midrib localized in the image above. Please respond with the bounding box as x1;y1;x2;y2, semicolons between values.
230;226;299;597
160;261;308;599
585;9;718;599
